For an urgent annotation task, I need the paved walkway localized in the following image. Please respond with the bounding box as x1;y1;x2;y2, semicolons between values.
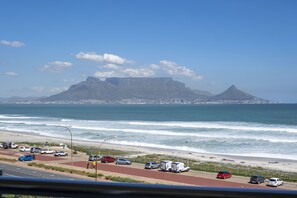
63;161;268;189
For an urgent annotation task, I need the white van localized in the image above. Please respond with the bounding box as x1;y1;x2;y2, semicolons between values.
160;160;172;171
171;162;190;173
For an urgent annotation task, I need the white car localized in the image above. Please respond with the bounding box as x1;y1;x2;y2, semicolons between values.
267;178;283;187
19;146;31;152
54;151;68;156
40;148;54;154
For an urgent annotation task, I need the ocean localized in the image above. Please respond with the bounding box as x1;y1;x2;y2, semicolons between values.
0;104;297;160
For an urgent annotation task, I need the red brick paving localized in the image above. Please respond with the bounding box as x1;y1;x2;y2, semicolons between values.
34;154;65;161
63;161;268;189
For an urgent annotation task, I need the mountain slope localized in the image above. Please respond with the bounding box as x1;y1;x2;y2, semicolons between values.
43;77;205;101
211;85;267;102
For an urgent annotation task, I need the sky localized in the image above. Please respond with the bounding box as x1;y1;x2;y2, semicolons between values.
0;0;296;103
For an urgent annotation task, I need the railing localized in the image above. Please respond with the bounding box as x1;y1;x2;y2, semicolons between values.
0;177;297;198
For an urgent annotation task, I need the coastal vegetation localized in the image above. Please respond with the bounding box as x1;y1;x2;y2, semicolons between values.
27;162;145;183
130;154;297;182
3;142;297;183
0;157;17;163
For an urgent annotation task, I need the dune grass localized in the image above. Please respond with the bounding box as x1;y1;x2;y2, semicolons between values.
130;154;297;182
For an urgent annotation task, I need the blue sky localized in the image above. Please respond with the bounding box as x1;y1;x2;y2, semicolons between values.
0;0;296;102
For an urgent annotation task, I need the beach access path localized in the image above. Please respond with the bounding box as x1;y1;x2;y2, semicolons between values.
1;149;297;190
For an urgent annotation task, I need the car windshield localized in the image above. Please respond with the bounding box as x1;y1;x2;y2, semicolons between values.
0;0;297;196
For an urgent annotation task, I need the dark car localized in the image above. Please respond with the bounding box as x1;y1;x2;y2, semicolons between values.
217;171;232;179
250;175;265;184
18;155;35;161
101;156;115;163
30;147;41;153
1;142;9;149
115;158;131;165
89;155;101;161
144;162;160;169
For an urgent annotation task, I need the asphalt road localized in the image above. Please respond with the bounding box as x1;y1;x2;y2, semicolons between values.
0;162;82;180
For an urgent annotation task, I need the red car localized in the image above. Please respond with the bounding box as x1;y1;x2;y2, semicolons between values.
101;156;115;163
216;171;232;179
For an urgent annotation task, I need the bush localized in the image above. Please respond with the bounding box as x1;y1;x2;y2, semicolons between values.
105;176;145;183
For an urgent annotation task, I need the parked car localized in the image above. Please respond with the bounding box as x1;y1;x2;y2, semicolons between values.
250;175;265;184
40;148;54;154
18;155;35;161
88;155;101;161
144;162;160;169
30;147;41;153
9;142;19;149
171;162;190;173
19;146;31;152
160;160;173;171
217;171;232;179
101;156;115;163
115;158;131;165
54;151;68;157
1;142;8;149
267;178;283;187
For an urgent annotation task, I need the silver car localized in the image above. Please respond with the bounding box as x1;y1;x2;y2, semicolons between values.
144;162;160;169
115;158;131;165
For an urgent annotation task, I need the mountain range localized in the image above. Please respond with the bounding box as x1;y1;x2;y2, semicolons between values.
36;77;270;104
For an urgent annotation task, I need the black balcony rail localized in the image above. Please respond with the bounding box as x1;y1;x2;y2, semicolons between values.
0;177;297;198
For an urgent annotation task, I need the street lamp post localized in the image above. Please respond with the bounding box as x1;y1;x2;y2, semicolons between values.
185;141;189;167
95;136;116;181
56;125;73;172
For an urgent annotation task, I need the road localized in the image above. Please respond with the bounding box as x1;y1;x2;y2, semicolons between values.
0;162;81;180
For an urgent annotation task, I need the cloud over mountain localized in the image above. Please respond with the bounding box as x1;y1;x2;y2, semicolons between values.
76;52;130;65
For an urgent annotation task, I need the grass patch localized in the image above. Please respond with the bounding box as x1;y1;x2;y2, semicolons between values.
27;162;147;183
73;145;130;156
0;157;17;163
27;162;92;177
130;154;297;183
105;175;146;183
16;142;60;147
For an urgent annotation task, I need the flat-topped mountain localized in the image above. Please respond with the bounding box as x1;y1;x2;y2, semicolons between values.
43;77;206;102
39;77;271;104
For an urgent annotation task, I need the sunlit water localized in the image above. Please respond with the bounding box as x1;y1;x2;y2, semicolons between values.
0;104;297;160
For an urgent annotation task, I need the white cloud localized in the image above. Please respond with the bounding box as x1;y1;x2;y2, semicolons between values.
94;68;155;78
4;72;18;76
94;71;117;78
76;52;130;65
31;86;68;94
159;60;203;80
120;68;155;77
40;61;73;72
103;53;127;64
76;52;103;62
101;63;120;70
0;40;25;47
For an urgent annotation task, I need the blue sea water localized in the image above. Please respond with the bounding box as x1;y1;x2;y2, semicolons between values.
0;104;297;160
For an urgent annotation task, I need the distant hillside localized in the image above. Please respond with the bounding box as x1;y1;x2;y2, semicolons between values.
210;85;269;103
42;77;207;102
33;77;272;104
0;96;43;103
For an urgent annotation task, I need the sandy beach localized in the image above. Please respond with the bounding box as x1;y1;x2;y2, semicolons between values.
1;129;297;173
